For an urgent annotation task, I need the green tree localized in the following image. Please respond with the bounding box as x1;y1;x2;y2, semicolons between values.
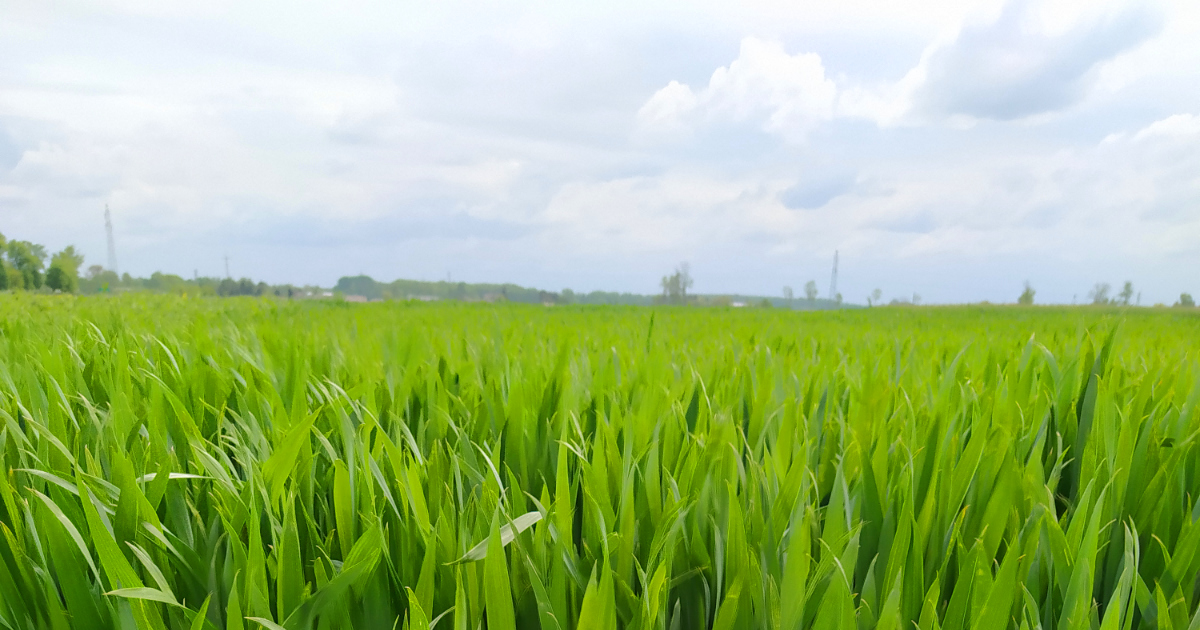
1018;281;1035;305
659;263;693;305
1088;282;1111;305
0;233;7;291
4;240;47;289
1178;293;1195;308
46;246;84;293
804;280;819;302
335;275;382;300
2;264;18;289
80;265;120;293
44;267;67;292
1118;281;1134;306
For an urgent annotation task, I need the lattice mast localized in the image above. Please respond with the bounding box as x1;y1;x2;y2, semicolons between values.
104;205;118;275
828;250;838;301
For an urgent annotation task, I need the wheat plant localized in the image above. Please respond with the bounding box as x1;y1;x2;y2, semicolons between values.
0;294;1198;629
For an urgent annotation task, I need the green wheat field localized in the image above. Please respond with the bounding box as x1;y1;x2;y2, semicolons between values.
1;295;1199;630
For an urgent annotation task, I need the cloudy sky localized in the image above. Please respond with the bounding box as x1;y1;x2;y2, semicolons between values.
2;0;1198;303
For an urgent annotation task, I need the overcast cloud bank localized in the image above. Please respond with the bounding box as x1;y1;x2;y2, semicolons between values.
0;0;1197;303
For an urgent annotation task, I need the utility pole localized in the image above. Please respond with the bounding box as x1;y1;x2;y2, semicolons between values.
827;250;839;302
105;205;118;275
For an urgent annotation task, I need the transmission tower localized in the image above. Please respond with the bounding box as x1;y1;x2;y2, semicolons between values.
104;205;118;275
827;250;839;301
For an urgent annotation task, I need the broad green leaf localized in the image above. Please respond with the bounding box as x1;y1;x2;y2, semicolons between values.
108;587;180;607
406;587;430;630
483;515;517;630
453;511;544;563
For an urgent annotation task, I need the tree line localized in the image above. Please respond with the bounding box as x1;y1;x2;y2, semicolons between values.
334;275;658;305
0;233;85;293
7;231;1191;307
1018;281;1194;307
0;232;306;297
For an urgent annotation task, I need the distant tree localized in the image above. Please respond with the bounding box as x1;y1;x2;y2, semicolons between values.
46;246;84;293
0;234;8;290
5;264;22;289
659;274;676;303
79;265;119;293
804;280;819;302
659;262;694;305
45;267;68;292
678;262;693;300
1118;281;1134;306
1178;293;1195;308
783;286;793;307
759;298;772;308
1018;281;1035;305
835;293;843;306
1088;283;1111;305
869;288;882;307
912;293;921;306
5;240;47;289
214;277;266;297
561;288;575;304
336;275;383;300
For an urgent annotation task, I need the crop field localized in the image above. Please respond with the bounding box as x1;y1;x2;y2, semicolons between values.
0;295;1199;630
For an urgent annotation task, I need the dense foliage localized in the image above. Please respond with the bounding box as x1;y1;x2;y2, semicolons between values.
331;274;848;308
0;296;1198;630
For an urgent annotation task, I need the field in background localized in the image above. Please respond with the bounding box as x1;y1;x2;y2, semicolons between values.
0;296;1198;629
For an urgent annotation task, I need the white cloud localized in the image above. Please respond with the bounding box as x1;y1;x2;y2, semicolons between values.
635;81;698;140
637;38;836;142
1133;113;1200;141
540;172;801;255
640;0;1164;138
550;108;1200;299
902;0;1161;121
1;0;1198;301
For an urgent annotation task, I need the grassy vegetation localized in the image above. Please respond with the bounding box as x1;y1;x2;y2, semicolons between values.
0;295;1198;629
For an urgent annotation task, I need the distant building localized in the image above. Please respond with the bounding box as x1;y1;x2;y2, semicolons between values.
344;295;368;303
